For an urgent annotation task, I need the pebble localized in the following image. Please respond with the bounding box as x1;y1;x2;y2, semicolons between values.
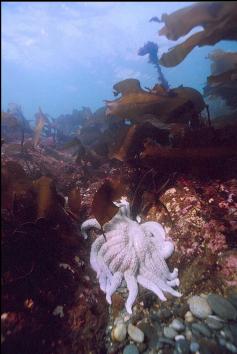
123;344;139;354
170;318;185;332
173;303;189;318
114;316;124;325
175;335;185;341
152;321;163;336
143;294;157;309
190;341;200;352
188;296;212;319
227;294;237;310
229;324;237;346
199;339;217;354
136;342;147;353
150;309;160;322
175;339;190;354
156;308;172;320
191;323;211;337
221;327;234;342
107;289;237;354
218;335;227;346
185;328;193;341
207;294;237;320
158;337;175;346
112;323;127;342
184;311;194;323
52;305;64;318
163;326;178;339
128;323;144;343
191;328;202;340
136;321;158;347
144;350;156;354
225;342;237;353
205;315;224;330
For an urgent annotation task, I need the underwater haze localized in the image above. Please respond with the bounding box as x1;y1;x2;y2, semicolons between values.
2;1;237;120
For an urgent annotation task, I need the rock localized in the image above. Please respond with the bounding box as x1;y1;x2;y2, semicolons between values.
229;323;237;346
123;344;139;354
111;293;125;318
191;328;202;340
170;318;185;332
136;342;148;353
191;323;212;337
175;335;185;341
136;321;158;347
52;305;64;318
207;294;237;320
173;303;189;318
128;323;144;343
158;337;175;346
190;341;200;352
185;328;192;341
112;323;127;342
130;312;142;324
151;320;163;336
175;339;190;354
156;308;172;320
218;335;227;346
184;311;194;323
205;315;224;330
220;326;234;342
155;340;164;350
188;295;212;319
143;349;156;354
227;294;237;310
163;326;178;339
114;316;125;325
150;309;160;322
225;342;237;353
199;338;222;354
143;293;157;309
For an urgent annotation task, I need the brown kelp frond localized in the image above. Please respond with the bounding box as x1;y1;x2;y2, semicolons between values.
158;2;237;67
92;178;126;226
33;107;48;147
104;79;206;123
204;50;237;109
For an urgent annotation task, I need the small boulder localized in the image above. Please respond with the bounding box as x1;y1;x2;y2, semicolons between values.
188;295;212;319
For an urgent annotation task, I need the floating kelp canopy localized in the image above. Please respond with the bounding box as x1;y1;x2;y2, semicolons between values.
157;1;237;67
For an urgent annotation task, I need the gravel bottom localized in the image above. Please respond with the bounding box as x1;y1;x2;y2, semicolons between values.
105;289;237;354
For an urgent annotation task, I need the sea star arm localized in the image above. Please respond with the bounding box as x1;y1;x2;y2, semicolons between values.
149;249;178;281
106;271;123;304
124;271;138;314
167;278;180;287
108;248;128;273
141;221;166;241
168;267;179;280
160;241;175;259
113;197;131;218
90;235;105;273
137;274;167;301
98;271;108;292
81;218;102;239
142;221;175;259
102;243;127;264
153;278;182;298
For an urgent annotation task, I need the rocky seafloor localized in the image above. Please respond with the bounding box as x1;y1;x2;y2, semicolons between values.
1;139;237;354
103;178;237;354
105;290;237;354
